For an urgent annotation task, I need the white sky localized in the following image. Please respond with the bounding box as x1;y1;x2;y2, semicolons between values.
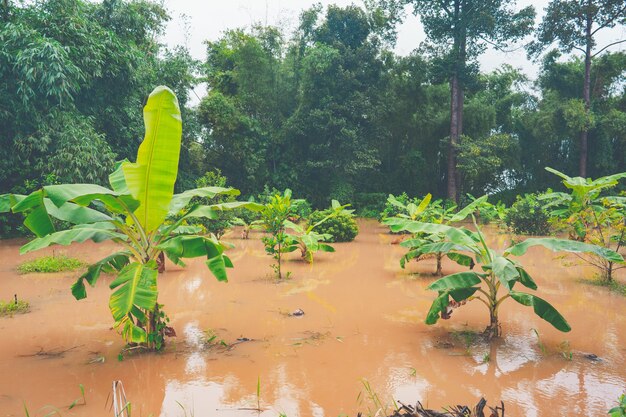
160;0;625;98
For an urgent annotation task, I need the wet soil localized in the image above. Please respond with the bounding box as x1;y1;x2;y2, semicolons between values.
0;220;624;416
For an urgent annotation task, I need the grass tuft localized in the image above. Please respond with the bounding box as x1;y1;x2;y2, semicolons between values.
584;277;626;297
0;299;30;316
18;255;85;274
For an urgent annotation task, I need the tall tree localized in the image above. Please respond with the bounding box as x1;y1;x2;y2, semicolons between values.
530;0;626;177
368;0;534;201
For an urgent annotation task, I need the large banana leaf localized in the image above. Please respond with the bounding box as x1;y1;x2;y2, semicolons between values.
427;272;482;291
122;86;182;232
158;235;232;282
109;262;159;343
44;200;112;224
109;262;158;321
20;222;126;254
509;291;571;332
71;252;131;300
506;238;624;263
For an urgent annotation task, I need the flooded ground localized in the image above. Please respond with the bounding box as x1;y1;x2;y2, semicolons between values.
0;219;624;417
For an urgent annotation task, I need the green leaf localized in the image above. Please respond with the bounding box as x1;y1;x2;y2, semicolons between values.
44;199;111;224
449;287;479;302
109;262;158;322
506;238;624;263
425;291;449;325
491;255;520;291
122;86;182;232
516;267;537;290
427;272;482;291
71;252;131;300
318;243;335;252
168;186;240;214
509;291;571;332
20;223;126;254
449;195;488;222
446;252;475;268
158;235;232;282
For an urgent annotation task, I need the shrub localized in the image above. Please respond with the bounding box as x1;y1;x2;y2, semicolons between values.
505;193;551;235
292;199;313;220
308;210;358;242
18;255;85;274
354;192;386;218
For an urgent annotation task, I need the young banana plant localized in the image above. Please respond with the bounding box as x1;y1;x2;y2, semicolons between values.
386;217;623;339
385;195;489;276
540;167;626;281
283;200;350;263
0;86;261;350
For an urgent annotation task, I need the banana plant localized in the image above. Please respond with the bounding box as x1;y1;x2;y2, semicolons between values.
385;195;489;275
540;167;626;281
283;200;349;263
260;189;297;279
0;86;261;350
230;217;264;239
386;217;623;338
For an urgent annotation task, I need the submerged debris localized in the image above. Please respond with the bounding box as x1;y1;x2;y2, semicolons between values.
377;398;504;417
290;308;305;317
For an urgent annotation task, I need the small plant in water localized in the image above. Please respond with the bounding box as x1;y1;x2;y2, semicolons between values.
260;189;297;279
386;217;623;339
17;254;84;274
0;295;29;317
609;394;626;417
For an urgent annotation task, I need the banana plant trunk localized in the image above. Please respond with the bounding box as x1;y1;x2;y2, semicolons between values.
435;252;443;276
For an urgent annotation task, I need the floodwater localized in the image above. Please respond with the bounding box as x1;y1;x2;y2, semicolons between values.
0;220;624;417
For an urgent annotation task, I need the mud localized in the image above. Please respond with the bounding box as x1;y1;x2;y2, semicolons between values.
0;220;624;416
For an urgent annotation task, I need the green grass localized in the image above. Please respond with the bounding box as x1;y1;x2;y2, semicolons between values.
0;299;29;316
584;277;626;297
17;255;85;274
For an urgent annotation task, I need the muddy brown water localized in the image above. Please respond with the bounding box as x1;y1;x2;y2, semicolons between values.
0;220;624;417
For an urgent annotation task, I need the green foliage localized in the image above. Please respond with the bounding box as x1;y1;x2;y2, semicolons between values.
386;218;623;338
609;394;626;417
465;194;507;224
193;169;236;238
1;87;260;351
385;194;488;275
308;210;358;243
541;167;626;281
0;299;30;316
17;254;85;274
0;1;625;233
260;190;297;278
505;194;551;235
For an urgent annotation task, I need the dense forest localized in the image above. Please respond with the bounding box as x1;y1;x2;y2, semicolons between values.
1;0;625;232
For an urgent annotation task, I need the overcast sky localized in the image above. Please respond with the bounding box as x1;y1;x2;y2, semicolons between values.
160;0;625;94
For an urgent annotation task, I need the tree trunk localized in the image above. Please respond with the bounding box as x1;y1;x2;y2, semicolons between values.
579;12;593;177
447;73;460;202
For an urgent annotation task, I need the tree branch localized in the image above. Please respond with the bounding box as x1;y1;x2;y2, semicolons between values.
590;5;626;36
592;39;626;58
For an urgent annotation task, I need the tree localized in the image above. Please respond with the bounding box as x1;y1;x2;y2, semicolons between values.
530;0;626;177
369;0;535;201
